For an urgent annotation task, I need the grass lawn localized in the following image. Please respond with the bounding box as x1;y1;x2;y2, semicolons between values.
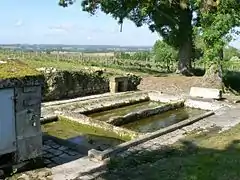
24;59;124;75
97;124;240;180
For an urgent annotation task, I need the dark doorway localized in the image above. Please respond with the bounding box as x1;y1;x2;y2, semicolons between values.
117;81;125;92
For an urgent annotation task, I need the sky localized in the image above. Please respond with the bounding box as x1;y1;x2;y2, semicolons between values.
0;0;239;48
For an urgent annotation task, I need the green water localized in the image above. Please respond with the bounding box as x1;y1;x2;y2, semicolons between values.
42;119;124;151
122;108;207;133
88;101;163;121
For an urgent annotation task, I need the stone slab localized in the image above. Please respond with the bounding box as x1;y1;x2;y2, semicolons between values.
51;157;106;180
148;91;185;103
184;99;226;111
189;87;222;100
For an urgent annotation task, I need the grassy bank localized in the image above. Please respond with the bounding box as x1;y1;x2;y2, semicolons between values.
98;124;240;180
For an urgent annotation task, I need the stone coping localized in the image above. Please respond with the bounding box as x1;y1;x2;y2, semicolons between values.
88;110;214;161
42;90;232;111
44;91;150;115
42;91;148;107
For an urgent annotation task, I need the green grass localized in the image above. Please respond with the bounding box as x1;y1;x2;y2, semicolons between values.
24;59;150;77
97;124;240;180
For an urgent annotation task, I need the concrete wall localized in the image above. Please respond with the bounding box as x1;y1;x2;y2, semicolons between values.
39;68;142;101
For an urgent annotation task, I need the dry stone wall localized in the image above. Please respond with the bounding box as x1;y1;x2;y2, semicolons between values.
38;68;142;101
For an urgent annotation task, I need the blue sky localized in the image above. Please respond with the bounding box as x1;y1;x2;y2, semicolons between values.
0;0;239;48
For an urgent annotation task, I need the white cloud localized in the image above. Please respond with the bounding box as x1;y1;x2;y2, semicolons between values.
110;27;120;33
48;23;75;32
47;22;110;35
87;36;93;40
14;19;23;27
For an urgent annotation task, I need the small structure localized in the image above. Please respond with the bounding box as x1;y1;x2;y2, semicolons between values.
0;59;44;166
109;76;128;93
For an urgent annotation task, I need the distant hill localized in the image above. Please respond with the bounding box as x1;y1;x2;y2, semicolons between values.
0;44;152;53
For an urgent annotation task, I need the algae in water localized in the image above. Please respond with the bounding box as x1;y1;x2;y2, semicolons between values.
41;119;125;150
122;108;207;133
89;101;163;121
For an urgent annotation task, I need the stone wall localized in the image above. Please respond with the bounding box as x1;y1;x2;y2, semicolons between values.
14;86;43;162
38;68;142;102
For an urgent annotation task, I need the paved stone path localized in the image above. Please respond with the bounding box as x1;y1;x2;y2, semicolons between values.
43;139;106;180
13;139;104;180
42;139;83;168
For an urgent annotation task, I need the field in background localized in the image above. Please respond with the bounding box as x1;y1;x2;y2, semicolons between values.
1;50;240;73
51;51;115;57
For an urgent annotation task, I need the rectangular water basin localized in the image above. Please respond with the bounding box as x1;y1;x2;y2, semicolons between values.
121;107;207;133
87;101;163;122
41;119;124;152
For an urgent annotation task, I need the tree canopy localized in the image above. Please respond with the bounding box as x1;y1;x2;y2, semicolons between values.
196;0;240;63
58;0;240;75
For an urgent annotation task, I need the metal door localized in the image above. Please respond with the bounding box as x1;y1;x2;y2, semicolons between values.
0;88;16;156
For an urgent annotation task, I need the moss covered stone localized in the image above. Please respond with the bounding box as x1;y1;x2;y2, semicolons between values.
0;59;41;79
0;59;44;89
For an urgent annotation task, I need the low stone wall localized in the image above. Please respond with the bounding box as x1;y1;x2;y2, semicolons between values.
58;112;141;141
107;101;184;126
38;68;142;101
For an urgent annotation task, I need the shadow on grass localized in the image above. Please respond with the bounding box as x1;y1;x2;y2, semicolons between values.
76;139;240;180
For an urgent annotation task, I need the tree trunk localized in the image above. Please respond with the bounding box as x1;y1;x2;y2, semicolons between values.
218;48;223;60
177;39;193;76
203;63;224;90
176;8;193;76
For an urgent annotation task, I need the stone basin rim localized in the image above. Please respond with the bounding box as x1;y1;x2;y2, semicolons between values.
88;110;215;161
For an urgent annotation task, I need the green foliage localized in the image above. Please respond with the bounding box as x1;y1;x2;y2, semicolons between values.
224;46;240;61
152;40;177;71
131;51;151;61
195;0;240;64
114;51;151;61
58;0;240;75
58;0;195;49
115;52;131;59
